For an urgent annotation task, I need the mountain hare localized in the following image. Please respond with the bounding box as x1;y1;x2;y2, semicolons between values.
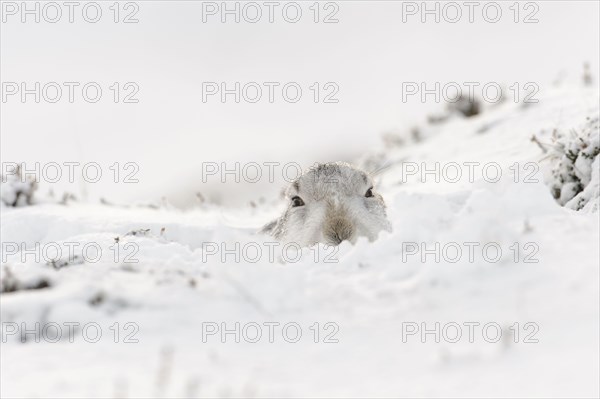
262;162;392;246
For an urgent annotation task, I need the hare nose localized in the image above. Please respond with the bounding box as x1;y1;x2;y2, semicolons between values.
324;216;354;245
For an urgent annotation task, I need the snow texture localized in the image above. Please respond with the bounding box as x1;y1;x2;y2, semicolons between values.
1;83;599;398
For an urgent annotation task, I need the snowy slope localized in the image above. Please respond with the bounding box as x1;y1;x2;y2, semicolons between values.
1;83;599;398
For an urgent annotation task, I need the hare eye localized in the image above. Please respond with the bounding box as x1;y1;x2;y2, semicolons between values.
291;196;305;207
365;187;374;198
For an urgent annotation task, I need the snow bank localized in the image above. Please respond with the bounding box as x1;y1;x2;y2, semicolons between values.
1;83;599;398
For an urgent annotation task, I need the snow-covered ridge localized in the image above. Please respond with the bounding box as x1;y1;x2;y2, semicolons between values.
1;83;599;398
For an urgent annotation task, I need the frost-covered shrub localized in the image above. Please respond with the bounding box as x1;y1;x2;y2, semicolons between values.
0;165;37;207
0;267;51;293
446;94;481;118
548;115;600;212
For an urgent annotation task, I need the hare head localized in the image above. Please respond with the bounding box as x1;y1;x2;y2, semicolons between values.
262;162;392;247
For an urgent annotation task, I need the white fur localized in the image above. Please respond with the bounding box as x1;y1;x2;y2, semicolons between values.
262;162;392;246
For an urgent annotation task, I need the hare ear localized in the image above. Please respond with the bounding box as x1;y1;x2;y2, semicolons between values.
259;219;279;236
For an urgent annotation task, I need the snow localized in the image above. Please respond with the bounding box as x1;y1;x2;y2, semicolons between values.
1;83;599;398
